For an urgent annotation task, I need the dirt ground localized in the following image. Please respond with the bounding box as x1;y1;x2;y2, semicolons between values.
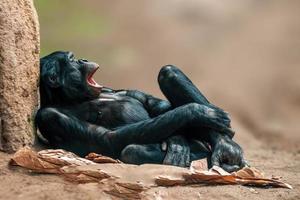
0;121;299;199
0;0;300;199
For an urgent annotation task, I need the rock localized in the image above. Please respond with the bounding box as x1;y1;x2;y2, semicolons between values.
0;0;40;152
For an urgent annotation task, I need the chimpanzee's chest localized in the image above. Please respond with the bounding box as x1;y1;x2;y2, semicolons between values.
86;92;150;129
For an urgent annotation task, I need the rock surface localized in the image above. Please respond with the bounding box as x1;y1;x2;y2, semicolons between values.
0;0;40;152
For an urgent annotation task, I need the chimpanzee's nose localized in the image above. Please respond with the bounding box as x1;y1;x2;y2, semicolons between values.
78;59;89;64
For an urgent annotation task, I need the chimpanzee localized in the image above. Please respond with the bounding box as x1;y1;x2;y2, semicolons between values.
35;51;247;172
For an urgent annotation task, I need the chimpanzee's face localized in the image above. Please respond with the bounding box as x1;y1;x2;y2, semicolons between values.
40;51;102;104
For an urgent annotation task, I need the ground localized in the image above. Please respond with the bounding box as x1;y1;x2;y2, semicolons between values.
0;121;299;199
0;0;300;199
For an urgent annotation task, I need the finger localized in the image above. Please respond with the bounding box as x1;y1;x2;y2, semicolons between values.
209;115;230;129
207;105;229;120
209;104;228;116
211;151;221;167
221;164;240;173
215;112;230;123
240;158;250;167
206;108;231;126
207;103;222;111
214;109;230;120
209;122;235;138
220;127;235;137
218;117;231;128
213;112;231;128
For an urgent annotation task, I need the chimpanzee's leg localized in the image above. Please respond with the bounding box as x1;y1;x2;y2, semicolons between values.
120;66;221;166
120;66;238;168
158;65;228;165
158;65;210;107
120;143;165;165
158;65;231;134
120;135;195;167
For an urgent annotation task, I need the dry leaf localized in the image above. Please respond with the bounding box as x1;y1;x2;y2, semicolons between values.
10;147;292;194
189;158;208;172
85;152;121;163
232;166;264;178
9;146;61;173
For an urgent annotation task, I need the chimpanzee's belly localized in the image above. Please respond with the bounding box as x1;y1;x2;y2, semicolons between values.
88;93;150;129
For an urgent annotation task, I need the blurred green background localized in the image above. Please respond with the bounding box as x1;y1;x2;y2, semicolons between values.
35;0;300;150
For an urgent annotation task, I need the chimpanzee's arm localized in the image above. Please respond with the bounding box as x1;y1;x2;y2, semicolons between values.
112;102;233;152
126;90;172;117
36;103;232;158
36;107;114;157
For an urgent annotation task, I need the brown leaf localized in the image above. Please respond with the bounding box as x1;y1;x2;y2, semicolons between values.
39;149;96;166
232;167;264;178
10;146;61;173
104;182;146;200
9;147;293;191
85;152;121;163
189;158;208;172
155;175;186;186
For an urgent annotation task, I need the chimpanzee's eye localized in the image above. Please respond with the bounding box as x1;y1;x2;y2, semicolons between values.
68;53;75;62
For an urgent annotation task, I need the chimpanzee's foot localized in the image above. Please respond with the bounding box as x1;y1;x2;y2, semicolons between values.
120;143;165;165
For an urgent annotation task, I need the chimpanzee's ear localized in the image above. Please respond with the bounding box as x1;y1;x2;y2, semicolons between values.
46;72;60;88
41;59;61;88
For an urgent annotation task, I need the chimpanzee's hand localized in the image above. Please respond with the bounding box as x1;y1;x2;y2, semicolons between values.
210;134;248;172
202;104;234;138
206;103;231;127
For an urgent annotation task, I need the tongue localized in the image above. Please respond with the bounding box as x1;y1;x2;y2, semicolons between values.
88;76;102;88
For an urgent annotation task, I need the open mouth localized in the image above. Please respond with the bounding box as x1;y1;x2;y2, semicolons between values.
87;66;103;89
